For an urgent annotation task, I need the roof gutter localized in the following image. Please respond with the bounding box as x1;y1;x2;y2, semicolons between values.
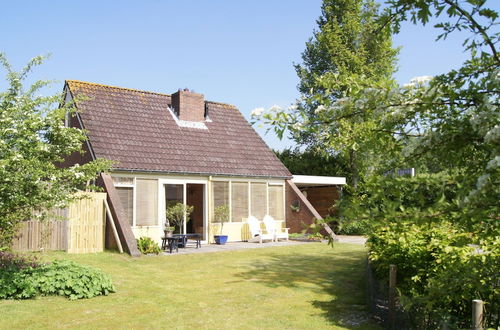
112;167;292;180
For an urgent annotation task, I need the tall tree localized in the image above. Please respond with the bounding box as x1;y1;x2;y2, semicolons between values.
0;54;110;250
261;0;498;325
296;0;398;98
255;0;399;187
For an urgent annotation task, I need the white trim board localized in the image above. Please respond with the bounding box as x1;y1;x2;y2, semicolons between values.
292;175;346;186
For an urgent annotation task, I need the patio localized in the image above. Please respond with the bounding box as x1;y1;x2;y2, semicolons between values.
162;240;311;255
161;235;366;255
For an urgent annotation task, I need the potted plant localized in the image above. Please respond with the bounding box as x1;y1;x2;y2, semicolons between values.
166;203;194;234
290;200;301;212
213;205;229;245
164;215;175;237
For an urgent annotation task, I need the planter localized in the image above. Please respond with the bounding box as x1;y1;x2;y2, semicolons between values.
214;235;228;245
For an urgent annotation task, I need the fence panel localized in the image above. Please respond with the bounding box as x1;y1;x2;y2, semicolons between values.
12;209;69;252
67;192;106;253
12;192;106;253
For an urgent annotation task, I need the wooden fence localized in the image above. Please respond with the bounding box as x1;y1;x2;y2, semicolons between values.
12;192;107;254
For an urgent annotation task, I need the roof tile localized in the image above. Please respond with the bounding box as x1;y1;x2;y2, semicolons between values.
66;80;291;178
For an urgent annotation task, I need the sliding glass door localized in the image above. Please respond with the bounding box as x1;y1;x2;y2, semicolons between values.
165;183;185;234
162;179;207;241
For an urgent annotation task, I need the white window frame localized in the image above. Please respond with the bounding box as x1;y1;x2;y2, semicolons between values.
159;178;208;242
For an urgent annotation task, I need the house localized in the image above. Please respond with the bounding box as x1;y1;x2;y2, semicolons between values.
62;81;345;255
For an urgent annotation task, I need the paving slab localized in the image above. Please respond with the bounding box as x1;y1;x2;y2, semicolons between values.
162;240;313;255
161;235;366;255
335;235;367;245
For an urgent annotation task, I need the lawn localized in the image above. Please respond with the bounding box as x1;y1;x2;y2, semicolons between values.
0;243;379;329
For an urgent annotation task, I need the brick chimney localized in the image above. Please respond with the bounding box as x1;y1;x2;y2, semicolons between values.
171;88;205;122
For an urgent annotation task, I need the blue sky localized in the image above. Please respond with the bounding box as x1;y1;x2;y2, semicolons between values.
1;0;497;150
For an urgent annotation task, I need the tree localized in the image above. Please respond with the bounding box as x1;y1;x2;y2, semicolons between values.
274;149;349;177
0;54;111;250
296;0;398;99
255;0;399;188
165;203;194;234
257;0;499;325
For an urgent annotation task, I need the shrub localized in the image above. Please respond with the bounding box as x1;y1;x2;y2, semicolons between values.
337;218;370;235
368;222;499;328
0;251;41;270
166;203;194;234
33;260;115;300
137;237;161;255
0;255;115;300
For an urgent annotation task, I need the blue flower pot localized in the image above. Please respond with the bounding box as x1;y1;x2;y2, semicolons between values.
214;235;228;245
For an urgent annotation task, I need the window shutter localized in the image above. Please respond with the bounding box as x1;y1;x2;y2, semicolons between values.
212;181;229;209
231;182;248;222
116;187;133;225
250;183;267;219
136;179;158;226
268;185;284;220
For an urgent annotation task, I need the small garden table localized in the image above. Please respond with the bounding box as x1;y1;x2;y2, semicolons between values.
162;236;181;253
172;234;202;249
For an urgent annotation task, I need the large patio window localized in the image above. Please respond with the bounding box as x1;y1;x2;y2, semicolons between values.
231;182;248;222
210;180;285;224
135;179;158;226
268;184;284;220
250;183;267;219
116;187;133;226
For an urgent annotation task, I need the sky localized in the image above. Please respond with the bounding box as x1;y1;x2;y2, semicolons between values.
1;0;498;150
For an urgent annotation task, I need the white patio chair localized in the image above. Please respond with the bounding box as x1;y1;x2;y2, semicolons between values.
246;216;273;243
263;215;289;242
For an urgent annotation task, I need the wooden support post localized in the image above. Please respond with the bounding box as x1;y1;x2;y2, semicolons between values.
388;264;397;330
104;199;124;254
286;179;338;242
472;299;484;330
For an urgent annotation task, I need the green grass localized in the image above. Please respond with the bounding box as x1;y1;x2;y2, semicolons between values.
0;243;379;329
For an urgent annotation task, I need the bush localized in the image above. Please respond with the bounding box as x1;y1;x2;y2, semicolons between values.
368;222;499;328
337;218;370;235
0;254;115;300
137;237;161;255
0;251;40;270
322;216;370;235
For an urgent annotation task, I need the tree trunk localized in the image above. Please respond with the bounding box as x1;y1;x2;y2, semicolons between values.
349;149;359;188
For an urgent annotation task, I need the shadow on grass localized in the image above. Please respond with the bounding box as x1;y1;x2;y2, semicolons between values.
234;246;376;329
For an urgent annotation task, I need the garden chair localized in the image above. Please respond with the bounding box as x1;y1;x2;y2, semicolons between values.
263;215;289;242
246;216;273;243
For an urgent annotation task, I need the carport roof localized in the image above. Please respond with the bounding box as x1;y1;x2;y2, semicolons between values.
292;175;346;186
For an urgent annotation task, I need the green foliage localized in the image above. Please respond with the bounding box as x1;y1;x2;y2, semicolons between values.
0;251;39;270
296;0;398;98
0;54;111;250
368;223;499;328
136;237;161;255
165;203;194;233
275;149;349;177
213;205;229;223
257;0;399;187
0;256;115;300
257;0;499;326
336;218;370;235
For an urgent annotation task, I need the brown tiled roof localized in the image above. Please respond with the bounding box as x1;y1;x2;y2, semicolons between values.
66;80;292;178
